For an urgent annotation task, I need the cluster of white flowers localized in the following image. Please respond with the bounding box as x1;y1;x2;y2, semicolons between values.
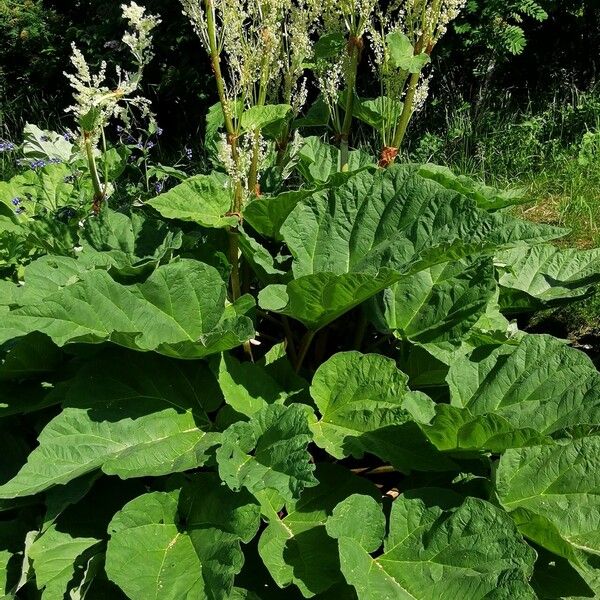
181;0;321;109
122;1;161;65
64;1;160;138
413;70;432;112
364;0;466;145
216;131;269;197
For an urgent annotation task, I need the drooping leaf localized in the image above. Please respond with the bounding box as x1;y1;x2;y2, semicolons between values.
147;173;238;229
310;352;456;472
351;95;403;131
22;124;74;163
80;208;183;275
0;351;221;498
496;244;600;312
241;104;292;133
297;137;374;184
418;164;528;211
427;334;600;452
0;517;32;596
0;333;62;381
217;404;317;503
214;351;304;418
258;463;379;597
496;438;600;594
327;492;537;599
386;32;430;73
0;260;255;358
367;258;497;344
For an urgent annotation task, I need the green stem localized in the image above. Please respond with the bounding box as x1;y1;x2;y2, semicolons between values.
390;70;420;153
205;0;244;299
282;316;297;365
340;37;362;172
101;127;109;193
248;48;271;195
295;330;315;373
84;130;104;212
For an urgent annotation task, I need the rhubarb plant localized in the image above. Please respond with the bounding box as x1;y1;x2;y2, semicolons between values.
1;2;600;599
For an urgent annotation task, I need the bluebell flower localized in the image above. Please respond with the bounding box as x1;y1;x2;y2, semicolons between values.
147;141;155;150
185;147;193;161
11;197;20;206
156;127;163;137
154;181;164;194
0;141;15;152
30;159;47;169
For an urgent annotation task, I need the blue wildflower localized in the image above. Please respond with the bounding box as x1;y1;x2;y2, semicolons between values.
11;197;20;206
185;147;193;161
156;127;163;137
30;159;47;169
0;141;15;152
154;181;164;194
147;141;155;150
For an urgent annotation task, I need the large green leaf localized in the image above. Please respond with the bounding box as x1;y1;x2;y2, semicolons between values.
418;164;528;211
179;473;261;598
327;492;537;599
297;137;374;185
0;260;255;358
259;165;560;331
496;244;600;312
213;350;305;418
367;258;497;343
106;476;261;600
29;524;100;600
241;104;291;133
386;31;430;73
22;124;74;163
80;209;183;276
147;173;238;229
0;255;101;309
496;438;600;594
217;404;317;503
258;464;379;597
310;352;457;472
106;490;204;599
0;351;221;498
427;334;600;452
0;517;32;596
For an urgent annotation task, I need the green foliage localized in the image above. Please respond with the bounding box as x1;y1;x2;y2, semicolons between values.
1;2;600;596
1;134;600;598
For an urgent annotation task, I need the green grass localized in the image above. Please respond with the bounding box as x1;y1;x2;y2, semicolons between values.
411;84;600;338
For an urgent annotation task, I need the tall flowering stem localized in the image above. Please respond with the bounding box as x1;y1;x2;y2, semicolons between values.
65;2;160;212
203;0;244;301
340;35;363;171
369;0;465;166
